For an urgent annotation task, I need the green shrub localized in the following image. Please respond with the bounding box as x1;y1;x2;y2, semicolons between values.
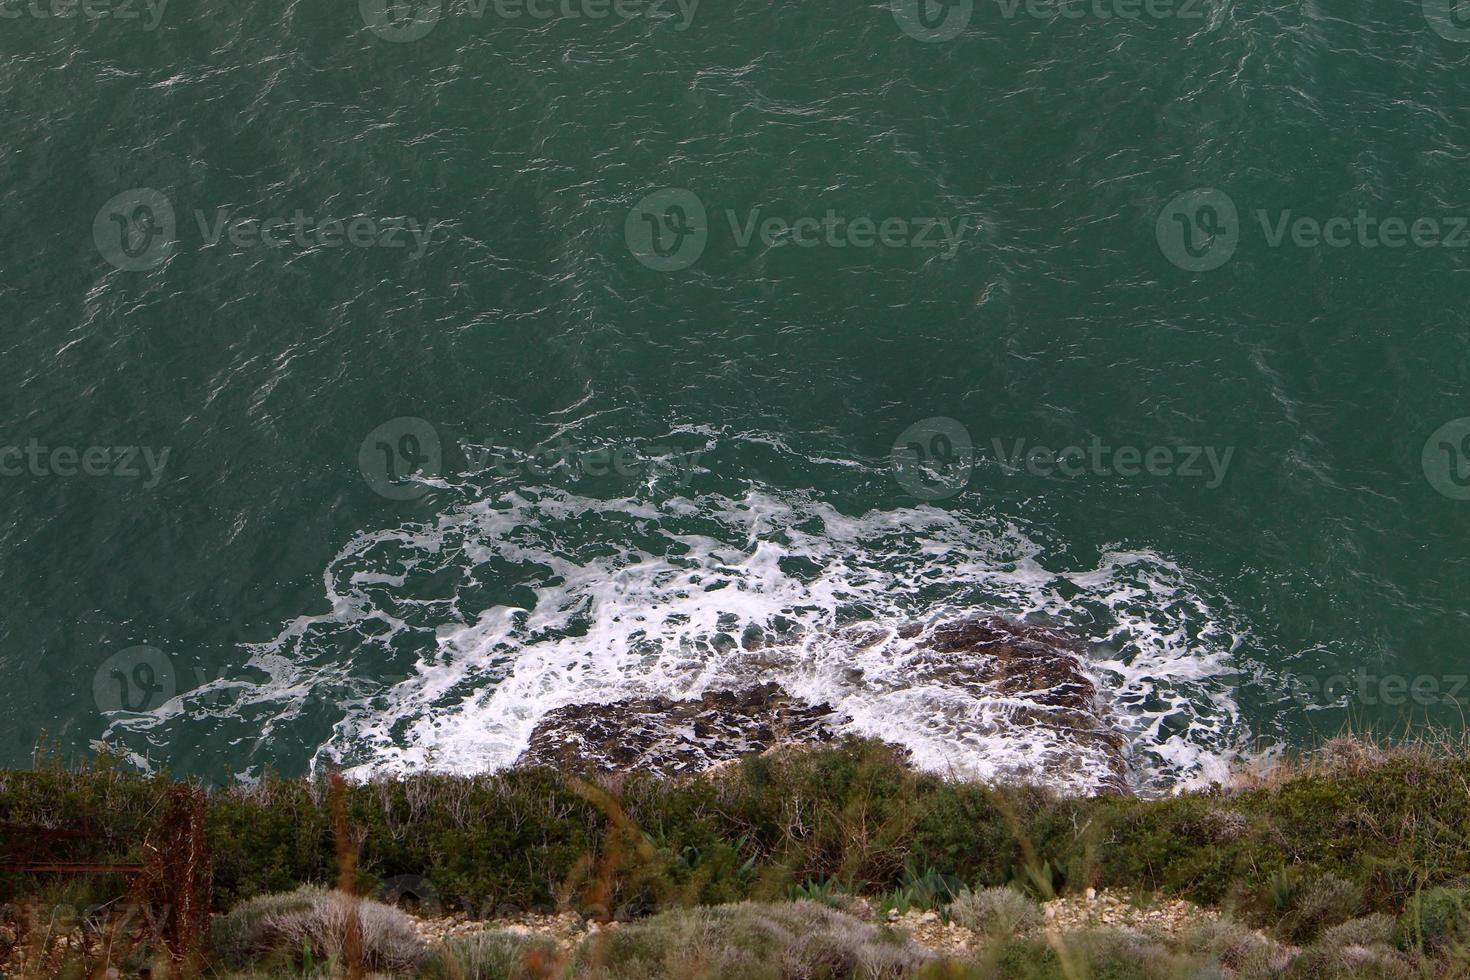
1394;886;1470;952
209;885;427;973
1056;928;1181;978
945;887;1040;937
10;736;1470;931
426;929;560;979
963;928;1182;980
1004;860;1066;902
898;863;964;910
211;887;321;966
1282;944;1414;979
1274;873;1360;942
1180;918;1284;978
1319;913;1395;948
972;937;1066;979
573;901;929;980
789;877;859;909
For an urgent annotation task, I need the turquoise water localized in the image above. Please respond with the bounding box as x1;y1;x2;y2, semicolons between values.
4;0;1470;789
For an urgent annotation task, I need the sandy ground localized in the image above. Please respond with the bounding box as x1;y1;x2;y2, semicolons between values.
410;888;1223;957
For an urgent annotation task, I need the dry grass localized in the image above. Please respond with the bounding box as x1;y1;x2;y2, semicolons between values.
945;888;1041;937
1224;729;1470;792
210;886;428;974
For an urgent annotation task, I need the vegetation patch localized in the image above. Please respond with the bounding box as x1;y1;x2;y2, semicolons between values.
5;736;1470;975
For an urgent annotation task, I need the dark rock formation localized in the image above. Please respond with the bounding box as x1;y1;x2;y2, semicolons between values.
516;617;1131;793
892;617;1130;792
518;683;839;777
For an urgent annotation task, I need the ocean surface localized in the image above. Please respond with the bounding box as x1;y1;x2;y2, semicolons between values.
3;0;1470;793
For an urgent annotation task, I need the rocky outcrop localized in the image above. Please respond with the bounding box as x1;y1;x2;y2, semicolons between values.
516;617;1130;793
884;617;1130;792
517;683;839;777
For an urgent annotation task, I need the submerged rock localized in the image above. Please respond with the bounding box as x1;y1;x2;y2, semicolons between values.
869;617;1131;793
516;617;1130;793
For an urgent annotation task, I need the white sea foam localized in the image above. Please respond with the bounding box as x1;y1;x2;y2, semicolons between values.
104;486;1252;795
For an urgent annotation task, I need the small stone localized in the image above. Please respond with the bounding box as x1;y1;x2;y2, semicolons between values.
1084;888;1096;901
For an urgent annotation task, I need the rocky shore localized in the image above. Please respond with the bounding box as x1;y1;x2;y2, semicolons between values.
517;616;1131;792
